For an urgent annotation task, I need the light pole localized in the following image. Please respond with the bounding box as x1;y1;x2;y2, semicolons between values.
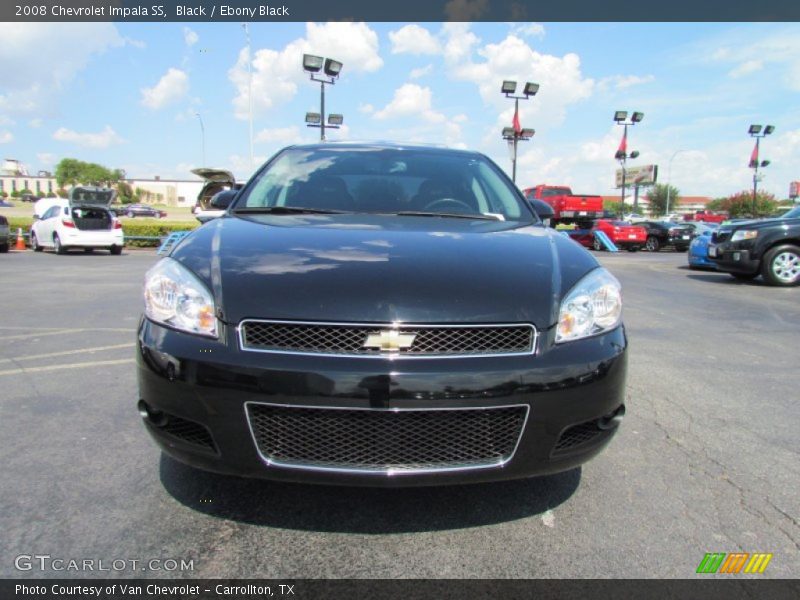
302;54;343;142
242;24;253;171
500;80;539;183
614;110;643;215
665;149;687;216
195;113;205;166
748;124;774;217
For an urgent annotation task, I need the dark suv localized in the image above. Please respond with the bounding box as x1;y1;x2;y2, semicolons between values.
639;221;694;252
708;206;800;286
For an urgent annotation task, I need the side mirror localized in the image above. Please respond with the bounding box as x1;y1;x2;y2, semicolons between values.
529;198;555;222
209;189;238;210
32;214;41;221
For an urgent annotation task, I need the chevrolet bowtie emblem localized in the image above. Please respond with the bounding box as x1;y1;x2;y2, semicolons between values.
363;329;417;352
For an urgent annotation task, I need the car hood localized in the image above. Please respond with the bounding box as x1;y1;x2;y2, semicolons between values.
169;214;599;328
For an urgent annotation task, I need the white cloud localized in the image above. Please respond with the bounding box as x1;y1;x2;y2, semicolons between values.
358;103;374;114
228;22;382;121
255;126;303;144
52;125;124;148
183;27;198;47
0;23;123;116
409;64;434;80
0;131;13;144
141;68;190;110
37;153;56;167
389;25;441;55
29;118;43;128
729;59;763;79
373;84;445;124
511;23;546;38
0;116;14;126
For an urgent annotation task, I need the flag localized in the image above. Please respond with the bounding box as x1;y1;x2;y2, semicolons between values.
749;141;758;168
617;130;627;155
512;106;521;134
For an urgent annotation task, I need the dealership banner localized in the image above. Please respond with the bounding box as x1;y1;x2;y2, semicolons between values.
790;181;799;198
615;164;658;188
2;0;799;21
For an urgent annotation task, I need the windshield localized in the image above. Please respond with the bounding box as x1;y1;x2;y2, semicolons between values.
781;206;800;219
234;146;533;222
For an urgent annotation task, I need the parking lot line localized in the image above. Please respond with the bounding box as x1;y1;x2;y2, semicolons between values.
0;329;85;341
0;358;134;377
0;343;134;364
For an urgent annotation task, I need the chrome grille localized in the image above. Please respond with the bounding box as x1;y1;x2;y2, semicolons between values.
246;403;529;474
239;320;535;357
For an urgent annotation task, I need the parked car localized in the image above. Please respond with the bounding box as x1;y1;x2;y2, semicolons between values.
30;186;124;255
0;199;14;207
570;219;647;252
117;204;167;218
660;213;683;223
684;210;728;224
34;196;63;218
622;212;647;223
708;206;800;286
192;168;237;223
138;142;627;486
0;214;9;252
687;229;717;270
522;184;604;225
639;221;694;252
20;193;41;203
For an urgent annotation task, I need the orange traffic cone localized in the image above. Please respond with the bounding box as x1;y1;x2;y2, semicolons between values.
15;228;26;251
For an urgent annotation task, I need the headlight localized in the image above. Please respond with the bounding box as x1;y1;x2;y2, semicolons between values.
143;257;217;337
556;268;622;344
731;230;758;242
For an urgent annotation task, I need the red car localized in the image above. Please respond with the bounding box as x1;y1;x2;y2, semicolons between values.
571;219;647;252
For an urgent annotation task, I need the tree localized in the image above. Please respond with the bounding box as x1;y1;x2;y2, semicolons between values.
707;190;777;218
646;183;680;216
116;181;135;204
54;158;124;188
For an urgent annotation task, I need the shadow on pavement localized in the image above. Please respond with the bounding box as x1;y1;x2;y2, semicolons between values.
159;454;581;534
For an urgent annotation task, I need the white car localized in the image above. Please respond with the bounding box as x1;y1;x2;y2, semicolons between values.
192;168;237;223
30;186;124;255
623;212;647;223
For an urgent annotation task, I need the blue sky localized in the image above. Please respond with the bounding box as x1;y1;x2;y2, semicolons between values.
1;22;798;198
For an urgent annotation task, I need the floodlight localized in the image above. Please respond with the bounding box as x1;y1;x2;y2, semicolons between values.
327;114;343;125
501;81;517;94
614;111;628;122
763;125;775;135
520;128;536;139
305;112;321;124
502;127;515;138
324;58;343;77
615;150;626;160
629;150;640;159
760;160;770;167
748;124;762;135
523;82;540;96
631;112;644;123
302;54;324;73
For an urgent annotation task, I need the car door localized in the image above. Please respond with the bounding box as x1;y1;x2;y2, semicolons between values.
36;206;61;246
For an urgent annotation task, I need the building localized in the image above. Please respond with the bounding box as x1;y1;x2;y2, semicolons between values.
601;194;711;215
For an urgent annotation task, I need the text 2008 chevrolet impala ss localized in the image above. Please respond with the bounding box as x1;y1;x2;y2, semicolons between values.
137;143;627;486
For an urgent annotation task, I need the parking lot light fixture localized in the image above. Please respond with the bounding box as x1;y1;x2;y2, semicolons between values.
749;123;774;216
305;112;321;124
302;54;324;73
614;110;644;215
324;59;343;77
327;114;344;126
614;111;628;123
500;80;540;182
302;55;344;141
631;111;644;123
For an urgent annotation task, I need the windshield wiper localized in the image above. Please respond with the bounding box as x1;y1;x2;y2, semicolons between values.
391;211;500;221
232;206;349;215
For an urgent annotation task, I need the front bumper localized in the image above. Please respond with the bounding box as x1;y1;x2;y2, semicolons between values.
136;318;627;486
708;243;760;274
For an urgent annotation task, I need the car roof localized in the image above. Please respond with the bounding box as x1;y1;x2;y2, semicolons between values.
282;141;483;158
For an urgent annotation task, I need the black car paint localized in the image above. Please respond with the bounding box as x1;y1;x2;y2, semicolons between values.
137;143;627;485
639;221;693;251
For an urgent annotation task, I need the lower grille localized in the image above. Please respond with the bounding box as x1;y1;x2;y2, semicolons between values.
239;320;536;358
159;414;217;452
552;421;603;455
246;403;529;474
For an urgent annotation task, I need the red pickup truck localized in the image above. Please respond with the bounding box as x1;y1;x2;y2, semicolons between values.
522;185;604;224
684;210;728;224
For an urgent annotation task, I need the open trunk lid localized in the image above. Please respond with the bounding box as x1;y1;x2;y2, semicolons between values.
68;186;116;209
192;168;237;211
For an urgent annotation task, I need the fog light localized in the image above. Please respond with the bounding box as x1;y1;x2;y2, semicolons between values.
733;252;741;261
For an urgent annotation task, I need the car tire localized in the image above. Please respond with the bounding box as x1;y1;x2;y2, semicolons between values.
760;244;800;287
126;212;134;218
0;243;8;253
31;231;43;252
645;236;661;252
109;245;122;255
730;272;758;281
53;234;66;255
675;246;688;252
592;236;604;251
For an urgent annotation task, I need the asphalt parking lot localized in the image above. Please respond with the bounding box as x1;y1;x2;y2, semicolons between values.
0;248;798;579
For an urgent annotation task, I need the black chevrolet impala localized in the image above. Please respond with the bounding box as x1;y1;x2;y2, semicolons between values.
137;143;627;486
